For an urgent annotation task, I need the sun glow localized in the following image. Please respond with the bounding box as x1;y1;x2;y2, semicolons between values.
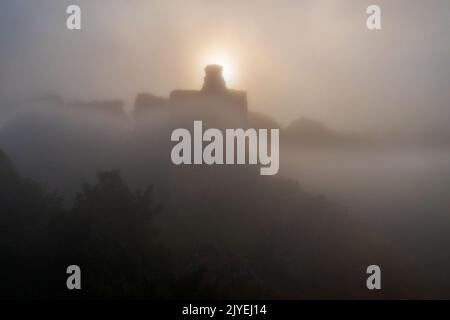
201;51;236;84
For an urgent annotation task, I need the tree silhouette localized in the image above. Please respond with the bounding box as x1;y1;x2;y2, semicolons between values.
0;151;210;299
0;149;63;298
66;170;173;298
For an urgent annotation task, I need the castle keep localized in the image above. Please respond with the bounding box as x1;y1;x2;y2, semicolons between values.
134;65;248;126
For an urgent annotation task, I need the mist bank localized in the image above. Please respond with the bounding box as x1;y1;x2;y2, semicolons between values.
2;95;450;152
0;96;431;298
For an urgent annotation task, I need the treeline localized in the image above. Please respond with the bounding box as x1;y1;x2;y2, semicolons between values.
1;149;253;299
0;148;419;299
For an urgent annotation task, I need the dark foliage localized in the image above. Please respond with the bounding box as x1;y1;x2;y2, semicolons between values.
1;151;181;298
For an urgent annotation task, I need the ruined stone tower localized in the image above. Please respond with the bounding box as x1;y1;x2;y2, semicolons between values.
134;65;248;121
201;64;227;94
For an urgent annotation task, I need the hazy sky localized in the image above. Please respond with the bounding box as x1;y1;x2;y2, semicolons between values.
1;0;449;133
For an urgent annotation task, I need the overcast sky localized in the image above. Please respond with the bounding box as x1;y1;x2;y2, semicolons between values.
1;0;449;134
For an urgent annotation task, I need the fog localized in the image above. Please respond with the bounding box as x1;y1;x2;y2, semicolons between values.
1;96;450;297
1;0;450;298
1;0;450;135
282;146;450;296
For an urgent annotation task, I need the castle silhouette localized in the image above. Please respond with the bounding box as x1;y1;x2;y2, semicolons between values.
41;65;249;127
134;65;248;125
